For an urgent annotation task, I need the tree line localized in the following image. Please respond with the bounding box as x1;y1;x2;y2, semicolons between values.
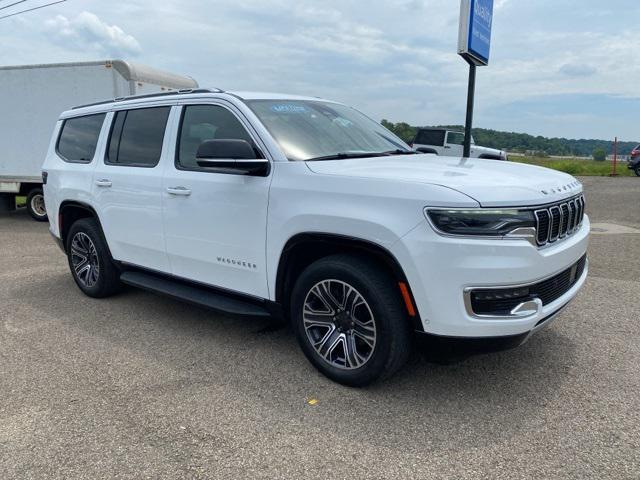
381;120;639;157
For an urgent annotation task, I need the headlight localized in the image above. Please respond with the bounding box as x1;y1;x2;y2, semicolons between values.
426;209;535;237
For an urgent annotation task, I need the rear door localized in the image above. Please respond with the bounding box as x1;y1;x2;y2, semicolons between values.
161;101;272;298
92;104;174;273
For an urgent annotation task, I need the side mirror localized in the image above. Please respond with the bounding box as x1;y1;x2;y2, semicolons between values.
196;139;269;176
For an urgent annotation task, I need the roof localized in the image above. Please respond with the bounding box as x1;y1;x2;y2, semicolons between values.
228;91;334;102
63;89;342;118
0;59;198;89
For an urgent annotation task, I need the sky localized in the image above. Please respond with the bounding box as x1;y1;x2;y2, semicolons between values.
1;0;639;142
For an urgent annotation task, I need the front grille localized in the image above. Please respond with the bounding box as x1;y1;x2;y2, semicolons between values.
470;255;587;316
535;195;585;246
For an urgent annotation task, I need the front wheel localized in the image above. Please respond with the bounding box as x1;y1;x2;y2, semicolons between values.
26;188;48;222
291;254;411;387
635;165;640;177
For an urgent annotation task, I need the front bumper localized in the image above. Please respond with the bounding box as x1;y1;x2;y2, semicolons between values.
392;215;590;337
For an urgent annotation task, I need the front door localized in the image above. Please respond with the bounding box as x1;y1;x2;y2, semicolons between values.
445;131;465;157
92;105;173;273
161;102;272;298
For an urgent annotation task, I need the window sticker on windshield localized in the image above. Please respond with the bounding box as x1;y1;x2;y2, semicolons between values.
270;104;308;114
333;117;353;127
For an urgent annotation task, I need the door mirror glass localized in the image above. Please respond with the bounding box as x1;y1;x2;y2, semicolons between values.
196;139;256;160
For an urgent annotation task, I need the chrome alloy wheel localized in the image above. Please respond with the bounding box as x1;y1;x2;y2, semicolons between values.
31;194;46;218
303;280;377;370
70;232;100;288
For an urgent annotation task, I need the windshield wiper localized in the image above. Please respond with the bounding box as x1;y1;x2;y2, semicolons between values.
305;152;390;162
381;149;419;156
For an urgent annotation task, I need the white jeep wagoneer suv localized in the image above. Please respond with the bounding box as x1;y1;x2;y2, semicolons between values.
43;89;589;386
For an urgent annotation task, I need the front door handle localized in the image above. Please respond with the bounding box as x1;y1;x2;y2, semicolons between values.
95;179;112;187
166;186;192;196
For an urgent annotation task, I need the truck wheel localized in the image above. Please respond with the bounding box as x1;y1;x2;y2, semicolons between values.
290;254;411;387
66;218;121;298
635;166;640;177
26;188;48;222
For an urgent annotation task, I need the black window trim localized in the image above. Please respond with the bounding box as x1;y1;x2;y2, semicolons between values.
55;113;107;164
104;105;172;169
174;102;269;174
415;128;446;147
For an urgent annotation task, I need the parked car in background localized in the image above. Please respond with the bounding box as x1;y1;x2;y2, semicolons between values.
44;90;588;386
629;145;640;176
411;127;508;160
0;60;198;221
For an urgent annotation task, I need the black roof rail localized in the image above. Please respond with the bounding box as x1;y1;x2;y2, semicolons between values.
72;87;225;110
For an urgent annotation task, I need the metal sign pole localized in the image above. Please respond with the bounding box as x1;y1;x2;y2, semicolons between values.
463;61;476;158
458;0;493;158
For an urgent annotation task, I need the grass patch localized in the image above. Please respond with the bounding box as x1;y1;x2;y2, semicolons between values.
510;156;634;177
15;196;26;207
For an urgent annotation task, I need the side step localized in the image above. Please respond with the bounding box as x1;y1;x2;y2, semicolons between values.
120;271;272;318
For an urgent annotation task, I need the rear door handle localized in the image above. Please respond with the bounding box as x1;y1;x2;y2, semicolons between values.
95;179;112;187
166;186;192;196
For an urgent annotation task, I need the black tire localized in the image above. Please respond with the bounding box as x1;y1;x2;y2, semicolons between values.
26;188;48;222
635;166;640;177
290;254;412;387
66;218;121;298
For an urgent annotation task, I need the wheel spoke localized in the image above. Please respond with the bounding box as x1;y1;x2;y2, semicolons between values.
303;307;335;328
302;279;377;371
316;282;342;311
317;327;342;359
344;333;364;368
70;232;100;288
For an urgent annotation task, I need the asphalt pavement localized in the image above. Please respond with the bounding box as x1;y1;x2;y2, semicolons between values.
1;176;638;479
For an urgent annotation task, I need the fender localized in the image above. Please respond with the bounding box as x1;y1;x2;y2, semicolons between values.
274;232;422;330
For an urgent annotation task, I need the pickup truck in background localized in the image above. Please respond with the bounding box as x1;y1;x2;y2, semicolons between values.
0;60;198;221
411;127;508;161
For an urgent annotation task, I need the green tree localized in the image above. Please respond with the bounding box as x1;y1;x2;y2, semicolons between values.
592;148;607;162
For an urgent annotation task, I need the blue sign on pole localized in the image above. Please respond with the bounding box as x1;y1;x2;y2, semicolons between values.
458;0;494;66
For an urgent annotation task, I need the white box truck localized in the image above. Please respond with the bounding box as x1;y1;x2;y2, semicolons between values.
0;60;198;221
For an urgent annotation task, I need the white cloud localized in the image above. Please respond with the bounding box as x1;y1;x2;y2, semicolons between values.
1;0;638;139
45;11;141;57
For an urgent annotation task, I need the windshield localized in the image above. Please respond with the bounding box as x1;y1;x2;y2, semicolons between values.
246;100;411;161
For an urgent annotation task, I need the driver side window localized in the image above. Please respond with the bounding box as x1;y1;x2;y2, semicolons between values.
446;132;465;146
176;104;254;170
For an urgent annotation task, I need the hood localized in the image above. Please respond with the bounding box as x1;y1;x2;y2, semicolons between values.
305;155;582;207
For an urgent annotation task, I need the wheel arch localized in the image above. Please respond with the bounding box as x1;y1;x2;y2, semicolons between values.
416;147;438;155
275;232;421;328
478;154;503;160
58;201;104;251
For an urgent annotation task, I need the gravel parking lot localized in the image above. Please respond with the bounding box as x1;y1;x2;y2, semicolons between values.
1;177;638;479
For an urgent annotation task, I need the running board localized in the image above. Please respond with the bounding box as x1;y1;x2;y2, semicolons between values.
120;271;272;318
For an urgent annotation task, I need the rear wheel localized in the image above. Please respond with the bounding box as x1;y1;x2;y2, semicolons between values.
635;165;640;177
291;254;411;387
26;188;48;222
66;218;121;298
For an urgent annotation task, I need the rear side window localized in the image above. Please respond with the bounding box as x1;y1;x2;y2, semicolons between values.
106;107;171;167
415;129;445;147
57;114;106;163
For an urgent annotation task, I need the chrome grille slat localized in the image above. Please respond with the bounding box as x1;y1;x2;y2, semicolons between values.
534;195;584;247
567;200;576;233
